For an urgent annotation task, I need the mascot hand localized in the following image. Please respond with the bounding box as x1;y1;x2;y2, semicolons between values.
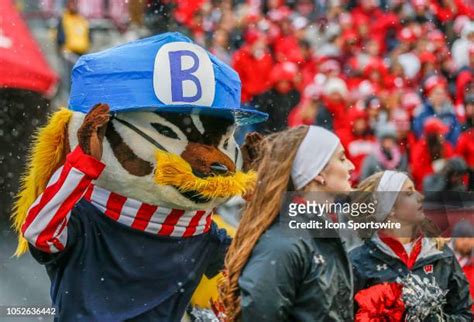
241;132;264;172
77;103;110;160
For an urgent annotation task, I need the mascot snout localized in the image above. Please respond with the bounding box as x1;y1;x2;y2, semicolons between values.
182;142;236;177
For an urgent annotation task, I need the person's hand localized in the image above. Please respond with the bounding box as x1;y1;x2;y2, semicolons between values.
241;132;264;172
77;103;110;160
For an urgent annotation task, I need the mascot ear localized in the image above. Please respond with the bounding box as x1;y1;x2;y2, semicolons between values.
241;132;264;172
11;108;73;256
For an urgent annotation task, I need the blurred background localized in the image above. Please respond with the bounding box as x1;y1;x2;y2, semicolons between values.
1;0;473;320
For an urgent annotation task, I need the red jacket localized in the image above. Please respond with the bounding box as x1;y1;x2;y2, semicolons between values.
455;70;473;105
430;0;474;21
323;97;349;132
456;128;474;167
410;139;455;190
337;128;376;183
351;7;398;53
231;46;274;103
398;132;418;160
273;35;304;64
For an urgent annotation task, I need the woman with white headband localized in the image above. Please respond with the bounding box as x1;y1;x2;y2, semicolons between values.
349;171;472;321
220;125;355;321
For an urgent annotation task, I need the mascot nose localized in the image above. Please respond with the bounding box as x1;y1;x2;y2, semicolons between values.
210;162;229;175
181;142;236;177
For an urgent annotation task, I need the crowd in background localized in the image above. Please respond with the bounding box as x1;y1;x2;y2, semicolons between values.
28;0;474;194
181;0;474;193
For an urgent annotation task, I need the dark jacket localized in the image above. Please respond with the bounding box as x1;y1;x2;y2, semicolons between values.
238;222;353;321
252;89;301;133
30;200;230;322
350;235;472;321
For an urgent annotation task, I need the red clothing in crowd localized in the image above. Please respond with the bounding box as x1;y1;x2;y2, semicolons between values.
398;132;418;159
456;70;473;105
273;34;304;64
298;57;318;91
351;5;399;53
337;128;376;182
454;0;474;18
287;99;311;127
231;45;273;103
172;0;205;27
410;139;455;190
336;107;375;182
456;129;474;167
323;97;349;132
430;0;474;22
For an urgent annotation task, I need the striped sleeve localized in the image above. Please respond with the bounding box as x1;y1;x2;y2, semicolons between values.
22;146;105;253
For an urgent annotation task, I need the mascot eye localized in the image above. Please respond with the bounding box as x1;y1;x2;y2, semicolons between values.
151;123;180;140
223;138;229;149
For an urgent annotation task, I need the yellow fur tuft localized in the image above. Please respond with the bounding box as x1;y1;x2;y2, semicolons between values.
154;150;256;199
11;108;73;256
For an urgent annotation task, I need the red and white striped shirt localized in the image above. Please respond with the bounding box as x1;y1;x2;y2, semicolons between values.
22;146;213;253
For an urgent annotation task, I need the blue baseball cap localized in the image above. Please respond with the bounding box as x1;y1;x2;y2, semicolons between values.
68;32;268;125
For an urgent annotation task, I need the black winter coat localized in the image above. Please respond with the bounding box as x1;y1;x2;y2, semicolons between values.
238;223;353;321
252;89;300;133
350;235;472;321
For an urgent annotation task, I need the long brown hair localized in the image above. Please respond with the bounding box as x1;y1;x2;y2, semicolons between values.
219;126;309;321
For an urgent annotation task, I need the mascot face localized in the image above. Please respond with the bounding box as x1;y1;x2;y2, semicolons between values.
68;110;246;210
12;33;267;255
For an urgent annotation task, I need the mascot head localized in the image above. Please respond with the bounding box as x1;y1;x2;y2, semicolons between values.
12;32;267;255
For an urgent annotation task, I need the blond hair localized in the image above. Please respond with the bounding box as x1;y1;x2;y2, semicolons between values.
354;171;448;249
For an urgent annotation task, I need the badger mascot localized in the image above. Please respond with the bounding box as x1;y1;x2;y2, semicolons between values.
11;33;267;321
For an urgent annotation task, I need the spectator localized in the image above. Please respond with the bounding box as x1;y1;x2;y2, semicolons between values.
392;108;418;160
337;108;376;183
413;75;461;145
56;0;90;92
28;0;474;195
400;91;423;122
252;62;301;133
365;95;385;131
362;58;389;93
297;39;318;89
360;123;408;180
454;44;474;114
210;29;232;65
288;83;333;129
450;221;474;313
322;77;349;131
423;157;469;200
273;13;305;64
457;94;474;190
231;29;273;103
411;117;455;189
452;22;474;69
396;27;422;80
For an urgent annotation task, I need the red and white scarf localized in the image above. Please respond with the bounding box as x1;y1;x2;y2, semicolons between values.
84;185;213;238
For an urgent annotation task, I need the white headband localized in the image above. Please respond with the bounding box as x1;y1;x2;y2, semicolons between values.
291;126;340;190
375;171;409;221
